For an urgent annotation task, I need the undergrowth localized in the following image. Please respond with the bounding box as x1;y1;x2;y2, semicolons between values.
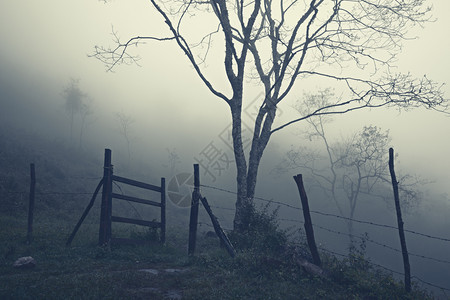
0;205;436;300
0;166;436;300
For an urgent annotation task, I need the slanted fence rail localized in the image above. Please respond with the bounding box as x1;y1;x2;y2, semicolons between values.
99;149;166;246
67;148;165;246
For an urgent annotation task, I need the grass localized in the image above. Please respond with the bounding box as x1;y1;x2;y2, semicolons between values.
0;207;436;300
0;127;438;299
0;214;188;300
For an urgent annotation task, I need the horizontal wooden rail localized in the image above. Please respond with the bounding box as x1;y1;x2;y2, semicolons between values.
112;175;161;192
111;193;162;207
111;216;161;228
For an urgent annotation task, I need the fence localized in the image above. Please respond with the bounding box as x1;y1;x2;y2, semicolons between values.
188;164;235;257
65;149;166;246
99;149;166;245
195;183;450;295
3;150;450;296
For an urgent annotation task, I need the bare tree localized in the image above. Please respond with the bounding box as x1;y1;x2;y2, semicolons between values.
162;148;182;178
78;99;94;150
115;111;135;165
92;0;447;231
63;79;85;143
277;91;422;245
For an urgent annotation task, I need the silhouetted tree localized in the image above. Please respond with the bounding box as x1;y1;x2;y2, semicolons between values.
115;111;135;165
162;148;181;178
63;79;85;142
92;0;446;231
78;99;94;150
277;90;422;245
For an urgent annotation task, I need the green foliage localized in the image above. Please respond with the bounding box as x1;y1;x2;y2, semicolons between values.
229;204;288;255
323;237;433;300
0;206;435;300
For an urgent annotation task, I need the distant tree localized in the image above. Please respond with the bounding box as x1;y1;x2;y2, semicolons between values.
277;90;422;244
92;0;446;232
78;99;95;150
115;111;135;164
63;79;86;143
162;148;181;177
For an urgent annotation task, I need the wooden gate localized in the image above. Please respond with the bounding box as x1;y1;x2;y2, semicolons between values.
99;149;166;245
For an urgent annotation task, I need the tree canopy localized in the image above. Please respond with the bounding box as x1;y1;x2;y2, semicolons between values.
93;0;447;231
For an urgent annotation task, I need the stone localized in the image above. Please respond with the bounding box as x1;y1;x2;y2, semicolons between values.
138;269;159;275
13;256;36;269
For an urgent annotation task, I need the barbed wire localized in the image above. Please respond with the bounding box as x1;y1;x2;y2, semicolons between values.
198;221;232;232
37;192;94;195
200;184;301;210
1;191;93;196
200;184;450;243
64;176;103;180
0;175;103;181
208;204;235;212
318;247;450;292
312;224;450;265
3;177;450;292
308;210;450;243
197;221;450;293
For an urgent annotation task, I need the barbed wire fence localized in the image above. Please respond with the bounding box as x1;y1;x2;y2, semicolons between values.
1;171;450;294
198;183;450;294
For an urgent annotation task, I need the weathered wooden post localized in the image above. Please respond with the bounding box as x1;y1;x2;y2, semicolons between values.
188;164;200;255
200;196;235;257
160;177;166;244
27;163;36;244
294;174;322;267
99;149;113;246
389;148;411;293
67;178;104;246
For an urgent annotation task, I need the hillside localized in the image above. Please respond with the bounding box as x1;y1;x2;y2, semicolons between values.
0;125;436;299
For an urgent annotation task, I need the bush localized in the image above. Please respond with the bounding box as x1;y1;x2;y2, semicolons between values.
229;204;288;255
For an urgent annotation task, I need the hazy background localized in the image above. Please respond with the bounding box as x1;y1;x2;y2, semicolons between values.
1;0;449;297
0;0;448;182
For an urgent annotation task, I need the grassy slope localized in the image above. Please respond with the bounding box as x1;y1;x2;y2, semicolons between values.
0;126;435;299
0;210;434;300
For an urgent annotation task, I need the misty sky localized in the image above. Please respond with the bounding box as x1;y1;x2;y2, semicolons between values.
0;0;449;191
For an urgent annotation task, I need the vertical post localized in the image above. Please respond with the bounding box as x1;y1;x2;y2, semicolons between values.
99;149;112;246
294;174;322;267
389;148;411;293
160;177;166;244
188;164;200;255
27;163;36;244
107;162;113;243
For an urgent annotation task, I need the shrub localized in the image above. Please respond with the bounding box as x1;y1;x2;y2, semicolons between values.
229;204;288;255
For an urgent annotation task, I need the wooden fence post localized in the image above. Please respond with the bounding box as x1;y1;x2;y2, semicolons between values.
294;174;322;267
66;178;104;246
160;177;166;244
99;149;113;246
200;196;235;257
389;148;411;293
27;163;36;244
188;164;200;255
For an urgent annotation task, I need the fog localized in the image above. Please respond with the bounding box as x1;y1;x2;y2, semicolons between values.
1;0;449;297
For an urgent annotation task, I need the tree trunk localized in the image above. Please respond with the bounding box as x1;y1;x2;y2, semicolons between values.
233;103;276;232
230;99;253;231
